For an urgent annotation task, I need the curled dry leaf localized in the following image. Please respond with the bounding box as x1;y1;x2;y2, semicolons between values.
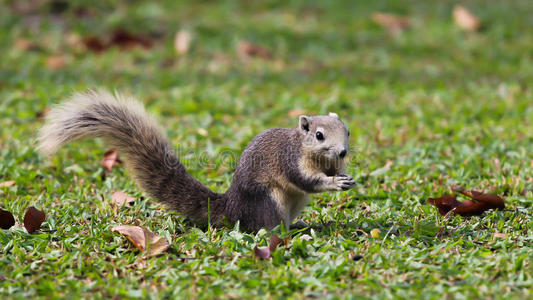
110;29;153;50
111;191;136;207
24;206;45;233
253;234;287;259
253;246;271;259
426;188;505;217
0;208;15;229
0;180;16;188
453;5;481;31
102;150;121;171
372;12;410;34
237;41;272;60
112;225;170;257
174;30;192;55
83;29;153;53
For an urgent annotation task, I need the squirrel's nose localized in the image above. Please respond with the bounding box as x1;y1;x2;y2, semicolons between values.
339;149;347;158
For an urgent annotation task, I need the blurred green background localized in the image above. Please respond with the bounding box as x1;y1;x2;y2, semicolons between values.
0;0;532;298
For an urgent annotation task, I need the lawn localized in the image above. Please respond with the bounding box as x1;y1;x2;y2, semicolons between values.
1;0;532;298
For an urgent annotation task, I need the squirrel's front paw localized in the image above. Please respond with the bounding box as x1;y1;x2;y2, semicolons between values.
333;175;356;191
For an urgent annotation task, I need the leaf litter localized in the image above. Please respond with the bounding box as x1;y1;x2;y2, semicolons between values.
0;209;15;229
112;225;170;257
24;206;46;233
253;234;288;259
102;149;121;171
111;191;137;207
426;185;505;217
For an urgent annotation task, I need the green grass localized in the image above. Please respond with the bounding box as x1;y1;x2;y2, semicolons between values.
1;0;532;298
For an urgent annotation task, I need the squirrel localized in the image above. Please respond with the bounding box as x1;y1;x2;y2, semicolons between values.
38;90;356;232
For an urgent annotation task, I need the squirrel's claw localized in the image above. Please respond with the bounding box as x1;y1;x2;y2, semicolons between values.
334;175;356;191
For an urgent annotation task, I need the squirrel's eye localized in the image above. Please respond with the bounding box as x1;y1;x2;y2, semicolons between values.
315;131;324;141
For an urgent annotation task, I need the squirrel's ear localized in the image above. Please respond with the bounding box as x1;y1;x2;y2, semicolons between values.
328;112;339;119
299;115;310;132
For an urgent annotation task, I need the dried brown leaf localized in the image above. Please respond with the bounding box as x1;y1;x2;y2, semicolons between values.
24;206;45;233
0;181;16;188
253;246;271;259
82;29;153;53
0;209;15;229
427;188;505;217
493;232;507;239
110;29;152;50
453;5;481;31
372;12;410;34
112;225;145;251
83;36;107;52
102;150;120;171
254;234;288;259
459;190;505;209
111;191;136;207
112;225;170;257
174;30;192;55
237;41;272;60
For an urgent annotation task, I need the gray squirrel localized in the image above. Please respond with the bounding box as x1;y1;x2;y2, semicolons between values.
38;90;356;232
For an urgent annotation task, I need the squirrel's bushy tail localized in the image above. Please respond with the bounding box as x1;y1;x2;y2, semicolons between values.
38;90;225;225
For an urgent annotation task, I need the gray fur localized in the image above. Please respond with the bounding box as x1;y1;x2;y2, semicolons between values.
38;90;355;232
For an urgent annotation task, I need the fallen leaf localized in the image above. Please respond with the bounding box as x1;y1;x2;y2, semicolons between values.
253;246;271;259
112;225;170;257
237;41;272;60
453;5;481;31
82;29;153;53
370;228;381;238
427;188;505;216
493;232;507;239
24;206;45;233
110;29;152;50
426;195;464;216
0;180;16;188
45;56;67;70
458;190;505;209
83;36;107;52
254;234;287;259
144;229;171;257
0;209;15;229
372;12;410;35
174;30;192;55
102;149;121;171
112;191;136;207
268;234;284;252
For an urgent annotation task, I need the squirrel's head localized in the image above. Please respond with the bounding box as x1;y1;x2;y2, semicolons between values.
298;112;350;164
